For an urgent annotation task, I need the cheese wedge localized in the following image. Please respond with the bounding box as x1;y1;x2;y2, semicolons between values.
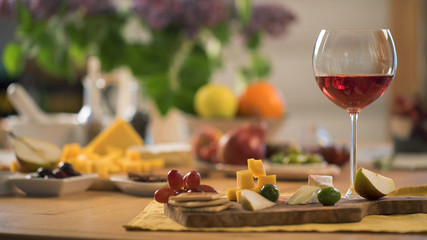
240;190;275;211
287;186;320;205
85;118;144;155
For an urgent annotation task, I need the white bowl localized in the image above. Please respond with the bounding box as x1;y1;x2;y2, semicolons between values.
8;173;98;197
7;113;88;147
110;176;168;197
0;171;20;195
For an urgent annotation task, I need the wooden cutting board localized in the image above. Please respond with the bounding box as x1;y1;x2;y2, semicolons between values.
164;196;427;228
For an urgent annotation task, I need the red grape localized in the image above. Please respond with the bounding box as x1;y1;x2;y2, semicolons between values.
154;187;176;203
198;184;218;193
187;188;203;193
167;170;185;190
183;171;201;189
174;189;187;195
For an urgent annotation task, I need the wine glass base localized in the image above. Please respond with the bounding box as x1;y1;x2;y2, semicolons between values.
343;185;360;198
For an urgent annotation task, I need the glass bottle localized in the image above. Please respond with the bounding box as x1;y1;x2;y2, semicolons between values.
77;57;104;143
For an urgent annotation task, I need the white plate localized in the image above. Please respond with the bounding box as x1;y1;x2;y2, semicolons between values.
8;173;98;197
214;162;341;180
110;176;168;197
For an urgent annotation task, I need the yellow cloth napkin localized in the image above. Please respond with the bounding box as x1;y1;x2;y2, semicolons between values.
124;185;427;233
124;201;427;233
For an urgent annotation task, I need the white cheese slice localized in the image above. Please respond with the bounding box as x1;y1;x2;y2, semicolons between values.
287;186;320;205
308;175;334;188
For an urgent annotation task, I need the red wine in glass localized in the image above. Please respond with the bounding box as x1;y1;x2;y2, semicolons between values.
316;74;393;113
313;29;397;198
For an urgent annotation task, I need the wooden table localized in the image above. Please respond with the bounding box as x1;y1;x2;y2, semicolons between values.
0;164;426;240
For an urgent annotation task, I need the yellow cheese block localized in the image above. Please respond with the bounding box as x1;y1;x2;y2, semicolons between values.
85;118;144;155
147;158;165;170
93;159;110;179
10;161;20;172
247;158;266;178
256;175;277;189
226;187;238;201
236;170;255;189
60;143;81;162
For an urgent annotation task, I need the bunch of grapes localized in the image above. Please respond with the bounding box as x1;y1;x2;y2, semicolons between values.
133;0;229;38
154;169;217;203
36;162;81;179
393;95;427;141
242;3;296;38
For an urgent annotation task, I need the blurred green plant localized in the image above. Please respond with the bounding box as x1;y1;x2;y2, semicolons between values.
1;0;296;115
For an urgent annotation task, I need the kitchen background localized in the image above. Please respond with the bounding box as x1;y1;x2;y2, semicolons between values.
0;0;426;146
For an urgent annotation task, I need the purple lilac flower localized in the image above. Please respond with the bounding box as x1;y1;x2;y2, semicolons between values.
133;0;229;38
244;3;296;38
0;0;15;17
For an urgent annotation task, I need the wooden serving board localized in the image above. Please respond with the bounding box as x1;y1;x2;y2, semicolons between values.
164;196;427;228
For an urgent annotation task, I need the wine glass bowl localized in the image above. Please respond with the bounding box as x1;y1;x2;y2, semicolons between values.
313;29;397;197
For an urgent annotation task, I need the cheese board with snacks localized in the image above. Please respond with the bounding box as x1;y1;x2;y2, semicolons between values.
156;159;427;229
164;195;427;228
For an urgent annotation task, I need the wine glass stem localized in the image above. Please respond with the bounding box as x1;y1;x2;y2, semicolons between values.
346;112;359;198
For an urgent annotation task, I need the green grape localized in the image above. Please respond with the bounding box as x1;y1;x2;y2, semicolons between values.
305;154;324;164
287;153;302;164
271;152;285;164
317;187;341;206
285;145;301;156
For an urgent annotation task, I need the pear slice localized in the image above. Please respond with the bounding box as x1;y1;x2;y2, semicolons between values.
354;167;396;200
13;137;61;172
240;189;275;211
287;185;321;205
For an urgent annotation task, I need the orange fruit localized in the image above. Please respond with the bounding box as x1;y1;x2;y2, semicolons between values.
237;81;285;119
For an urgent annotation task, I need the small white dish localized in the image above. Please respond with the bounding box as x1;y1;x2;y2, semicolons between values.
110;176;168;197
0;171;20;195
8;173;98;197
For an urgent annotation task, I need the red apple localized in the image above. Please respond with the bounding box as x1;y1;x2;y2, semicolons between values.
191;127;222;163
318;144;350;166
217;122;266;165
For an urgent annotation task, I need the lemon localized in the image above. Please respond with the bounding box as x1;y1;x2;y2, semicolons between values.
194;83;237;119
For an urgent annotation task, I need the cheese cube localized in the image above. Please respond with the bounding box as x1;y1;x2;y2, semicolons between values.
121;160;144;173
126;150;141;161
308;175;333;188
148;158;165;170
257;175;277;189
10;161;20;172
60;143;81;162
236;170;254;189
93;159;110;179
226;187;238;201
85;118;144;155
247;158;266;178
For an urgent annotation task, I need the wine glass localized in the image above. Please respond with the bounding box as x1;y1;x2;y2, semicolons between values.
312;29;397;198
